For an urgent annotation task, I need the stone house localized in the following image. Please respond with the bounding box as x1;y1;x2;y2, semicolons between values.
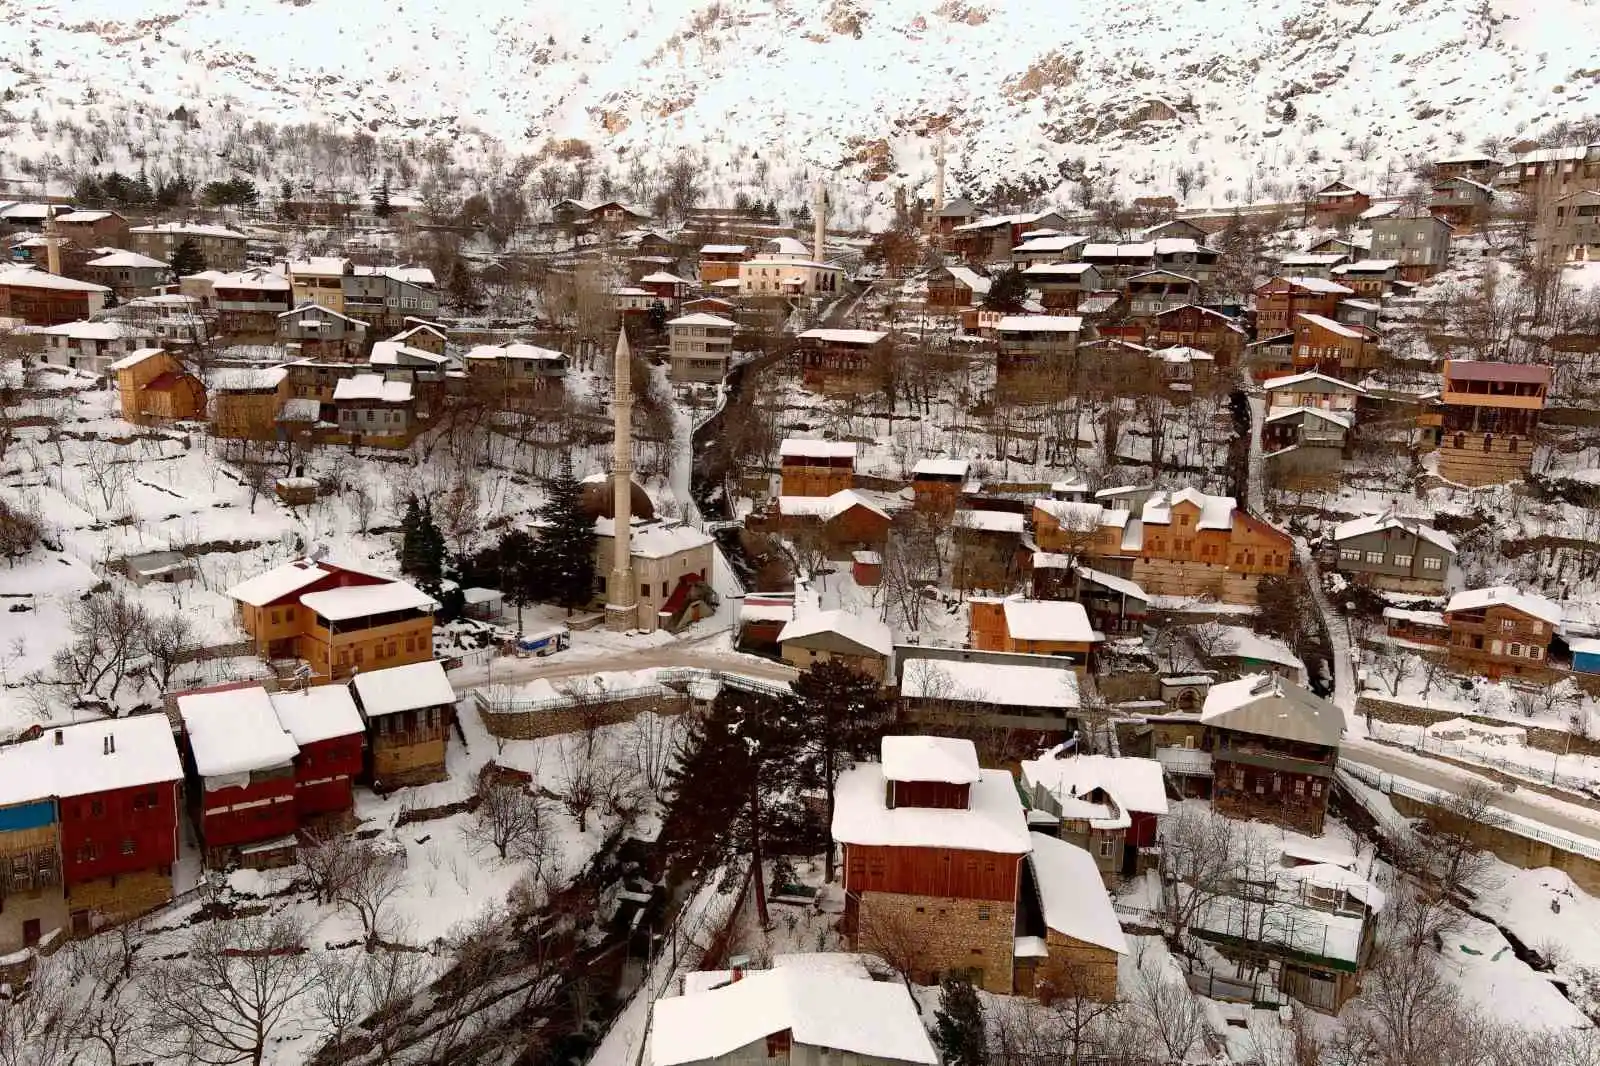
128;222;248;270
1014;832;1130;1002
1020;752;1168;881
1443;586;1560;680
591;521;718;633
83;250;170;299
1329;511;1456;593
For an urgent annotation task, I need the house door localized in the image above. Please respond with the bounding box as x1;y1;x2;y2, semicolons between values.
70;909;90;936
1121;840;1139;878
21;919;41;945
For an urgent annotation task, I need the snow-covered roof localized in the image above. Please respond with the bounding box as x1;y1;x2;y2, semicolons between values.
952;209;1060;233
1153;237;1207;255
369;341;447;367
882;735;982;783
39;319;140;340
129;222;247;239
300;581;434;621
226;559;344;607
1358;202;1401;221
1022;752;1169;815
104;347;169;372
86;250;168;269
1034;498;1105;530
1445;585;1561;625
765;236;811;256
996;314;1083;333
1332;512;1456;553
1074;565;1149;602
778;608;893;657
1152;345;1214;363
1142;487;1235;531
1337;258;1400;273
699;243;748;254
1264;406;1353;430
1263;370;1366;393
1001;598;1097;643
796;328;887;345
267;686;366;747
627;522;716;560
666;312;736;329
55;210;116;223
332;374;412;403
1277;275;1355;294
351;660;456;718
1200;675;1344;747
1028;832;1130;954
953;509;1025;533
900;658;1080;709
208;367;286;391
0;715;183;807
639;271;692;285
779;438;857;460
1278;254;1349;268
833;760;1030;853
1295;312;1365;340
648;968;937;1066
1278;861;1386;913
211;268;292;291
943;266;992;296
1383;606;1447;627
177;687;299;778
0;267;110;293
1214;626;1305;672
1083;241;1155;259
1013;235;1088;254
913;457;970;478
383;265;436;287
777;490;891;523
1022;261;1096;278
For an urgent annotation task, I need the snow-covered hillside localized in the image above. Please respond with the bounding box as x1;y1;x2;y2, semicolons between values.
0;0;1596;207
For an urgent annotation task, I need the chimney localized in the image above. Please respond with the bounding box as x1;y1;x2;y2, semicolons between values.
44;210;61;276
102;734;110;755
54;729;63;746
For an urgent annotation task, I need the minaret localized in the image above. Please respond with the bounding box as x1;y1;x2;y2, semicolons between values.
605;329;638;631
933;133;947;217
44;209;60;276
812;180;827;264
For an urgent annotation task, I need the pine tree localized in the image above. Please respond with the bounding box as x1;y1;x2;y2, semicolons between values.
983;267;1027;312
168;237;207;280
789;659;888;881
1282;99;1298;123
373;174;393;220
661;688;816;928
493;528;548;631
531;455;597;611
933;977;989;1066
398;496;445;594
446;256;481;313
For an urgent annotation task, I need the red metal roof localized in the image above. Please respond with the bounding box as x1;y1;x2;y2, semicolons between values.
1443;360;1551;385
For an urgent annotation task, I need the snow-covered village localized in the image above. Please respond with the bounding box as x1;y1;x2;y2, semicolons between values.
2;1;1600;1064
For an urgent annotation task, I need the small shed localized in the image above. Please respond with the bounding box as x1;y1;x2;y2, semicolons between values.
852;550;882;587
274;476;319;506
124;550;194;586
1569;637;1600;675
462;587;504;621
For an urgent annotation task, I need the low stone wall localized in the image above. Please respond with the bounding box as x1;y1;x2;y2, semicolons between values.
478;693;685;740
1388;792;1600;895
1366;737;1599;812
1356;696;1600;757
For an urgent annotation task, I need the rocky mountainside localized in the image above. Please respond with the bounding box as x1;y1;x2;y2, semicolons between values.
0;0;1595;209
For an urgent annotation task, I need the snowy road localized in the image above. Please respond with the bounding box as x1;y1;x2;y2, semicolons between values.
448;641;798;691
1299;542;1359;724
1343;739;1600;843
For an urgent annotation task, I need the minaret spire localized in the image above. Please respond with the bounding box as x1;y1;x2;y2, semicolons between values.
812;180;827;264
605;329;638;630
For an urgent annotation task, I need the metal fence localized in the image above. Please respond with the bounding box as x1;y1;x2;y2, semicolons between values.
474;666;790;717
1369;724;1597;793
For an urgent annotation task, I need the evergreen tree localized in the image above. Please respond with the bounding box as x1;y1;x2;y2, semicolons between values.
531;455;597;611
647;299;668;334
661;688;815;928
446;256;481;313
399;495;446;594
933;977;989;1066
372;174;393;220
73;174;103;206
168;237;207;280
788;659;889;881
493;528;548;631
983;267;1027;312
1282;99;1298;123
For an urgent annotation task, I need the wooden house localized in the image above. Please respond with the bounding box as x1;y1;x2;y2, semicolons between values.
1432;155;1501;182
1022;263;1102;311
1148;305;1245;365
1125;270;1200;320
779;437;856;496
1330;511;1456;594
1383;607;1450;646
226;558;435;684
128;222;248;270
350;660;457;788
898;652;1081;744
1292;313;1379;377
176;686;302;868
1309;182;1371;228
1010;234;1090;268
0;716;182;952
1444;586;1559;680
1144;218;1210;242
1020;752;1168;881
1080;243;1156;288
333;374;415;446
109;348;205;426
926;265;992;310
265;686;366;826
0;267;110;325
777;610;893;682
775;490;893;554
794;329;888;393
1497;144;1600;197
951;508;1028;592
1255;277;1353;336
388;321;449;355
278;303;368;360
1429;178;1494;229
833;736;1033;994
208;367;287;440
1152;238;1218;284
463;343;569;410
52;210;129;246
1432;360;1550;485
969;597;1099;671
1201;675;1341;834
995;315;1085;396
934;196;978;235
1273;252;1350;280
950;211;1070;263
207;269;295;340
911;457;969;511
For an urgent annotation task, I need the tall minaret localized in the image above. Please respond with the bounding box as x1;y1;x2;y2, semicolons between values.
933;133;947;217
812;180;827;264
44;209;61;276
605;329;638;631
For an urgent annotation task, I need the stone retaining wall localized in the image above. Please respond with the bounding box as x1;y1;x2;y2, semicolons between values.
1389;792;1600;895
479;693;685;740
1356;696;1600;757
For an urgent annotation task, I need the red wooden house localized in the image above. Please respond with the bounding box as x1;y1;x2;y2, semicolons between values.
266;686;366;825
1310;182;1371;228
1148;305;1246;366
833;735;1032;995
176;686;301;867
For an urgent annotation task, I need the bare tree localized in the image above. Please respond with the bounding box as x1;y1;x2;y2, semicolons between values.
1369;648;1415;698
79;441;132;520
144;914;317;1066
1387;780;1505;957
857;905;930;991
332;841;408;949
297;830;365;906
1158;804;1262;942
1127;941;1208;1064
471;764;556;878
142;610;195;693
1187;620;1239;662
51;589;148;702
624;711;685;801
0;949;77;1066
61;934;149;1066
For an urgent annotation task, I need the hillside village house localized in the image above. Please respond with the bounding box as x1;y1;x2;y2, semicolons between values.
1292;313;1380;377
969;597;1099;672
51;209;129;246
0;267;110;325
1201;675;1343;834
1273;252;1350;280
735;253;842;297
463;343;570;408
83;250;170;299
934;196;979;235
209;366;288;440
778;438;856;496
279;303;368;360
775;489;893;554
666;312;736;384
795;328;889;393
1310;182;1371;228
1261;370;1363;460
37;319;158;374
951;210;1071;262
178;686;303;868
1148;305;1246;364
1125;270;1200;319
995;315;1085;393
911;457;969;511
1081;243;1159;288
1444;585;1560;679
333;374;415;446
951;507;1028;590
110;348;205;425
1497;144;1600;197
1330;259;1399;298
1431;359;1550;486
350;660;458;787
128;222;248;270
591;520;717;633
1434;154;1501;182
1330;511;1456;593
0;716;183;953
646;962;938;1066
925;264;992;309
226;558;436;684
1011;233;1090;268
1429;178;1494;229
1255;277;1354;335
898;653;1081;742
1543;189;1600;262
1368;215;1452;281
696;243;750;284
1016;832;1130;1001
777;609;893;681
388;320;448;355
1022;262;1103;311
1020;752;1168;881
834;736;1033;994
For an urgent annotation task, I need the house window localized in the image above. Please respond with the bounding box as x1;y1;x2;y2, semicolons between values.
120;839;135;856
1394;554;1412;568
1501;619;1515;631
1509;643;1524;657
1531;646;1544;660
1532;621;1544;635
1423;556;1442;571
1339;548;1360;562
1098;839;1114;858
977;906;991;921
1364;551;1384;564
